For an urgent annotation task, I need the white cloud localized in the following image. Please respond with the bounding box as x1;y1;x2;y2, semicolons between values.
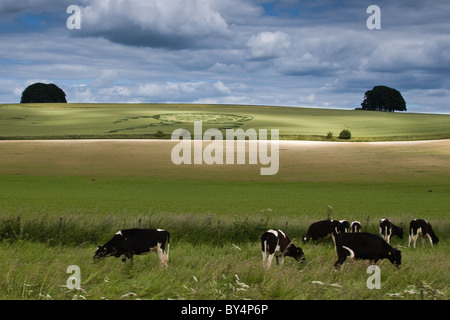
91;70;119;88
247;31;290;59
80;0;230;49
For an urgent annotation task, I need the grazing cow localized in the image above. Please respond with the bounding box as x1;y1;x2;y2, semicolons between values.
379;219;404;244
350;221;361;233
408;219;439;248
334;232;401;269
261;229;305;269
94;228;170;266
336;220;350;233
303;220;340;243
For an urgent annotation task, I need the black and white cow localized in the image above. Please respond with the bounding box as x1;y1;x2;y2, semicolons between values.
303;220;340;243
261;229;305;269
336;220;350;233
94;228;170;266
408;219;439;248
334;232;401;269
350;221;361;233
379;219;404;244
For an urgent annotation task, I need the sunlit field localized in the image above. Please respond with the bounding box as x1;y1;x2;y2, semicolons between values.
0;104;449;300
1;103;449;140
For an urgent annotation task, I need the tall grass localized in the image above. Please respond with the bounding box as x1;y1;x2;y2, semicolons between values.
1;211;448;247
0;211;448;300
0;238;448;300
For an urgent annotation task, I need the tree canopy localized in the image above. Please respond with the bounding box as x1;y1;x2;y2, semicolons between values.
20;83;67;103
361;86;406;112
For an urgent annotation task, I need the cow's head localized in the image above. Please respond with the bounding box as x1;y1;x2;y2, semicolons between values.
93;245;117;262
398;228;404;239
287;244;306;263
388;248;401;268
432;234;439;245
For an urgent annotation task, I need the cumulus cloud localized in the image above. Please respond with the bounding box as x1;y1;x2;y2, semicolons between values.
247;31;290;60
78;0;230;49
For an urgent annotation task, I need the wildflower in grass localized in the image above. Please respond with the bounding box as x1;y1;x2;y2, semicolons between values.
234;274;249;291
120;292;137;299
386;292;404;299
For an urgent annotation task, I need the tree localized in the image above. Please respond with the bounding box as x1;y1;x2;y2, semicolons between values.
361;85;406;112
339;129;351;139
20;83;67;103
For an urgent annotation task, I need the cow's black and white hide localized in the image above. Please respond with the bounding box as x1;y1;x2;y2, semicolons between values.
261;229;305;269
350;221;361;233
379;219;404;244
336;220;350;233
408;219;439;248
94;228;170;266
303;220;340;244
334;232;401;269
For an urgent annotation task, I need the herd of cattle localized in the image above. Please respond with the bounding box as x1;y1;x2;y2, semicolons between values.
93;218;439;270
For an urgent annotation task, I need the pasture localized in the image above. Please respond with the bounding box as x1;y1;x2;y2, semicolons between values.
0;137;449;300
1;103;450;140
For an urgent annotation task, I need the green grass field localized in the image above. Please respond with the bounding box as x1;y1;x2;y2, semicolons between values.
0;104;449;300
1;103;450;140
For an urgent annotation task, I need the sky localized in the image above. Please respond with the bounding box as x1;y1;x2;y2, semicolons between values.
0;0;449;114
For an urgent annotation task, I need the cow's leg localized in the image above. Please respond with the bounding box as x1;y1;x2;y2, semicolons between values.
262;240;268;268
416;228;422;248
426;234;433;248
279;255;285;266
334;247;349;270
334;255;346;269
156;243;168;267
128;253;134;266
164;243;170;263
410;232;418;248
331;234;336;249
266;253;275;269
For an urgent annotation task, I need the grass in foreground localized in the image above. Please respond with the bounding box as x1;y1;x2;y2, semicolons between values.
0;239;448;300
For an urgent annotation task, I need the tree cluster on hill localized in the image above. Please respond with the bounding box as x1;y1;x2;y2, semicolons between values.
361;85;406;112
20;83;67;103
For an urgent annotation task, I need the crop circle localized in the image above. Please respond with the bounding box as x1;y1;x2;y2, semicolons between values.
153;113;253;124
